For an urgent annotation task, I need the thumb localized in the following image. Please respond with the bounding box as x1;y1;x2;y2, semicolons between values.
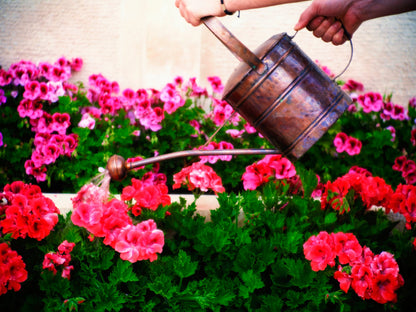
294;5;317;31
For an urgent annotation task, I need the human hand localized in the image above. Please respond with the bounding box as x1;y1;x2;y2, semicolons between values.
175;0;225;26
294;0;363;45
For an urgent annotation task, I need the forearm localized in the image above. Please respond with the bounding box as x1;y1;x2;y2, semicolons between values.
358;0;416;22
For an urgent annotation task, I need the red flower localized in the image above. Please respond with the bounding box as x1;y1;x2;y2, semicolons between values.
351;263;373;299
121;177;171;215
371;272;404;304
332;232;362;265
0;243;28;295
242;155;297;191
304;231;404;304
321;172;393;213
303;231;336;271
43;240;75;279
334;266;353;293
0;182;59;240
387;184;416;228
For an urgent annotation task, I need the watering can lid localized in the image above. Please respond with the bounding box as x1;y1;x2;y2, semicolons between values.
222;33;287;99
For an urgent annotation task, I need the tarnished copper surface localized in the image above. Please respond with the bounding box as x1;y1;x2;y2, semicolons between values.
203;17;352;161
106;155;128;181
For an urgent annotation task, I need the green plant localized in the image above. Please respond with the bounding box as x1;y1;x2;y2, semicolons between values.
1;166;416;311
1;58;416;311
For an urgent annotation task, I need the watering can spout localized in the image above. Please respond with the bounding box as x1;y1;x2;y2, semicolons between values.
107;148;282;181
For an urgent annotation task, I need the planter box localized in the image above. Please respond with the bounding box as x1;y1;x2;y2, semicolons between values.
44;193;220;220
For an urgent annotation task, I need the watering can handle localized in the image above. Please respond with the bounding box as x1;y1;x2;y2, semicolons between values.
202;16;267;74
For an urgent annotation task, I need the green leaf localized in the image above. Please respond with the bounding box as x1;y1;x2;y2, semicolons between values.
173;250;198;279
274;231;304;255
324;212;338;225
109;258;139;284
148;274;179;300
196;224;230;253
238;270;265;299
283;258;314;289
296;165;318;198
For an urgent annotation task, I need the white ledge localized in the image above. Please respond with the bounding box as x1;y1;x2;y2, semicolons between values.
44;193;220;219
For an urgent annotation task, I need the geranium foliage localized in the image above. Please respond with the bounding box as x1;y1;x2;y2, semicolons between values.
1;57;416;311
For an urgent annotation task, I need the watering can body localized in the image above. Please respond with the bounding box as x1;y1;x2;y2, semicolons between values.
203;17;352;161
222;32;351;161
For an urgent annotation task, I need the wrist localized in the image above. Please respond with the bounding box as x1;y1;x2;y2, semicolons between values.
220;0;235;15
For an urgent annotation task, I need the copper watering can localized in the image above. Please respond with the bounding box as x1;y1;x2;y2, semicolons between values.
107;16;352;181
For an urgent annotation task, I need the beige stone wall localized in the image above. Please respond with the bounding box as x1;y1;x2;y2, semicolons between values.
1;0;415;105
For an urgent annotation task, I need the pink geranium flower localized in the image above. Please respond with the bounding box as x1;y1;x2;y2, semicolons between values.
242;154;297;191
342;79;364;92
333;132;362;156
78;113;96;129
0;89;6;105
198;141;234;164
357;92;384;113
70;57;83;71
23;80;41;100
173;162;225;194
160;83;184;114
207;76;224;94
114;220;164;263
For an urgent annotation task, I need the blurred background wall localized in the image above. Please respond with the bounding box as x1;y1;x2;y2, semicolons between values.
1;0;415;105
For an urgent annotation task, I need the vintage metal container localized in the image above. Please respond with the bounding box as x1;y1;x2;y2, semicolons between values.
203;17;352;161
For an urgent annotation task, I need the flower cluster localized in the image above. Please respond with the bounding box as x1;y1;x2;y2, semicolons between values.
173;162;225;194
0;58;81;182
197;141;234;164
304;231;404;304
25;132;78;182
321;171;393;214
42;240;75;279
0;181;60;240
85;74;203;133
388;184;416;230
121;175;171;216
356;92;408;121
71;180;165;263
208;98;240;127
0;243;28;295
392;155;416;184
241;154;297;191
333;132;362;156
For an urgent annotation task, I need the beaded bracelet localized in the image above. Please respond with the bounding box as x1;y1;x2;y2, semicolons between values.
220;0;235;15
